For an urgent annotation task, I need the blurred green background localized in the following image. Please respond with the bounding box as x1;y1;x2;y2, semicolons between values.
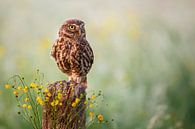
0;0;195;129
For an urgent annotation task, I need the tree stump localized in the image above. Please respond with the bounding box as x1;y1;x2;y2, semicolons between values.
42;80;86;129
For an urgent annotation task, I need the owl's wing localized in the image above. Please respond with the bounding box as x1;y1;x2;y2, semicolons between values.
69;39;94;76
82;42;94;72
51;40;58;59
87;43;94;65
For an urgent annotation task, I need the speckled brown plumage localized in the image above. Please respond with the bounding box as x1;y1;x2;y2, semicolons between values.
51;19;94;88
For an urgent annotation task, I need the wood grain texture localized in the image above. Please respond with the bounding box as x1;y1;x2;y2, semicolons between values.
42;80;86;129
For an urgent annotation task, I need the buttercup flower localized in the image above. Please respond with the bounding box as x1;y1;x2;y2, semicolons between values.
47;92;52;97
30;82;38;88
22;104;27;108
51;101;55;107
97;114;104;122
72;102;77;107
89;103;93;108
39;100;44;105
75;98;80;104
13;91;19;96
89;112;94;120
91;95;96;100
5;84;11;89
24;97;30;102
45;88;49;93
45;97;49;101
54;100;59;105
51;100;59;107
84;101;88;105
36;96;44;105
17;86;22;90
27;105;32;110
57;93;62;100
23;86;28;93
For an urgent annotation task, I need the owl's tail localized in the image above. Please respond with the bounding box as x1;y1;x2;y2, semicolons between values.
69;75;87;89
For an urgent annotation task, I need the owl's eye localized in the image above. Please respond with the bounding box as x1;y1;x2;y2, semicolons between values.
68;25;76;30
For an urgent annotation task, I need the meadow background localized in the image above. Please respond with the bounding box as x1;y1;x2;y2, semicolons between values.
0;0;195;129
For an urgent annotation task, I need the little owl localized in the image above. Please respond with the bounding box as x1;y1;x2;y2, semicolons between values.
51;19;94;88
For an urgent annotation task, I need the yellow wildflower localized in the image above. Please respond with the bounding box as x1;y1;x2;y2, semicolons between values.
75;98;80;104
45;88;49;93
39;100;44;105
36;96;44;105
91;95;96;100
97;114;104;122
24;97;30;102
13;91;19;96
84;101;88;105
45;97;49;101
59;102;63;106
51;101;55;107
50;100;59;106
0;90;2;94
72;102;77;107
36;96;41;101
27;105;32;110
23;86;28;93
30;82;38;88
47;92;52;97
17;86;22;90
54;100;59;105
57;93;62;100
5;84;11;89
22;104;27;108
89;112;94;120
89;103;93;108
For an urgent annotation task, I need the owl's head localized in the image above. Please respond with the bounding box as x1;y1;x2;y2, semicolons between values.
59;19;86;39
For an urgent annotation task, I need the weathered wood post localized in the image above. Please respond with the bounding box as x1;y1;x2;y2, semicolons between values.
42;80;86;129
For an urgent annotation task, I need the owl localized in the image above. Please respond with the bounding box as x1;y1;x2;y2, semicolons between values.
51;19;94;88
